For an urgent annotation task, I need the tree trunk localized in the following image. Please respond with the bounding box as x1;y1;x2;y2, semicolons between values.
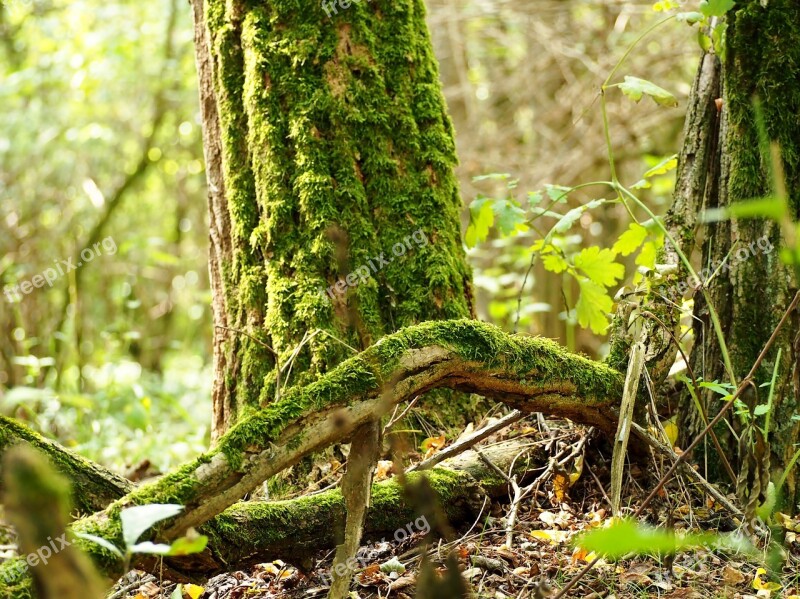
190;0;476;440
680;0;800;511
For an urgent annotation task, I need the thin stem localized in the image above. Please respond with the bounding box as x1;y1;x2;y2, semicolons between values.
616;183;737;386
603;15;677;87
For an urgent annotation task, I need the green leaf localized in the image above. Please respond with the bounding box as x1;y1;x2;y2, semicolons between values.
703;196;788;223
493;199;530;237
120;504;184;548
130;535;208;557
528;190;544;206
472;172;510;182
700;0;735;18
576;278;614;334
533;241;569;274
465;198;494;247
75;533;124;559
165;534;209;556
755;481;776;521
618;76;678;107
652;0;680;11
542;252;569;274
545;184;572;203
612;223;648;257
753;404;770;417
728;196;789;220
575;519;713;557
699;381;733;396
698;30;712;52
635;241;659;269
677;11;705;24
380;556;407;574
643;154;678;178
129;541;173;555
574;247;624;287
553;199;605;234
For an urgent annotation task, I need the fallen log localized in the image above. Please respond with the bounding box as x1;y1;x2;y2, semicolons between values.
0;416;131;514
187;438;544;574
0;319;625;589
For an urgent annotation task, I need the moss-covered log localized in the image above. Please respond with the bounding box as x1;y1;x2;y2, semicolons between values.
0;416;130;514
0;437;542;594
179;438;543;575
0;319;624;586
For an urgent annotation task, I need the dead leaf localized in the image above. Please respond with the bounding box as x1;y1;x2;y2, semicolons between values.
553;473;569;502
723;565;746;586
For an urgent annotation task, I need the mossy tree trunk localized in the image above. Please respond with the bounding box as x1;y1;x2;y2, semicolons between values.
190;0;475;440
679;0;800;511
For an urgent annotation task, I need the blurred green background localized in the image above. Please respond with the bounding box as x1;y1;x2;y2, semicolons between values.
0;0;700;473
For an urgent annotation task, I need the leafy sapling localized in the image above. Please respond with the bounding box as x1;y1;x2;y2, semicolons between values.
77;504;208;572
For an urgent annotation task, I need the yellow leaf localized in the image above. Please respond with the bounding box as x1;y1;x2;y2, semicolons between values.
753;568;781;592
530;529;568;545
553;473;569;502
420;435;446;452
184;585;205;599
662;416;679;447
262;563;280;575
569;454;584;486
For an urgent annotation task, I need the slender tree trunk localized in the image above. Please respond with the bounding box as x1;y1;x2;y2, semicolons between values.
680;0;800;510
190;0;476;440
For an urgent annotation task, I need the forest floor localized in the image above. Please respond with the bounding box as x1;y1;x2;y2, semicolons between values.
110;417;800;599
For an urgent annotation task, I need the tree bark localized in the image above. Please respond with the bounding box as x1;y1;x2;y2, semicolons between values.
680;0;800;510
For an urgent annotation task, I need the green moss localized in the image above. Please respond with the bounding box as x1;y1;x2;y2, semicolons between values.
216;319;624;470
202;467;476;562
724;0;800;382
0;559;34;599
688;0;800;499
